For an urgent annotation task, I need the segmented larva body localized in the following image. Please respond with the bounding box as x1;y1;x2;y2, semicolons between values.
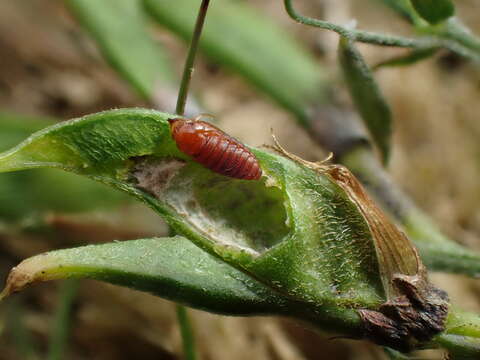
169;118;262;180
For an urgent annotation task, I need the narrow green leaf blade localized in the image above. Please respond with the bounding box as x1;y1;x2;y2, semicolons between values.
143;0;326;122
66;0;175;99
410;0;455;25
1;236;286;315
338;37;393;164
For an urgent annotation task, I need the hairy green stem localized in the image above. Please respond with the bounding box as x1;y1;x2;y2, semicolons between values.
283;0;433;48
378;0;480;62
175;0;210;115
440;20;480;62
443;22;480;52
47;279;79;360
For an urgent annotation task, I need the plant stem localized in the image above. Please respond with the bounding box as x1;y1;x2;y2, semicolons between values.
47;279;79;360
176;305;197;360
173;1;210;359
175;0;211;115
441;19;480;62
6;298;39;360
168;232;197;359
288;0;474;61
434;308;480;358
283;0;433;48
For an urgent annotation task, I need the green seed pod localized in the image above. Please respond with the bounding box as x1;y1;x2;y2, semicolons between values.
0;109;451;353
269;138;449;352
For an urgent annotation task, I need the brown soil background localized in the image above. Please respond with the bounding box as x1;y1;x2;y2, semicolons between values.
0;1;479;359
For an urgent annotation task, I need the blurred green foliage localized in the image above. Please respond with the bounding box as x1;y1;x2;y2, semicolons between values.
0;112;127;223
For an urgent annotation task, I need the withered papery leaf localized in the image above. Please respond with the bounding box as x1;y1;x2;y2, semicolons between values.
325;165;426;300
268;137;427;301
324;165;448;352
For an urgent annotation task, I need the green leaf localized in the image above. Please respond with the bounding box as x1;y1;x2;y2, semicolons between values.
143;0;326;123
410;0;455;25
0;108;384;337
66;0;175;99
0;236;286;315
338;37;393;164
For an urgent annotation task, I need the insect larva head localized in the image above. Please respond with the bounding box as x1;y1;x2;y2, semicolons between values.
168;118;186;136
168;118;205;156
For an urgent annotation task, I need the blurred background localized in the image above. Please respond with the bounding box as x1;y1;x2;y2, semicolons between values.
0;0;480;359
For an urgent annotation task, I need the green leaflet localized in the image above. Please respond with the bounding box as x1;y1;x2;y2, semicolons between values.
410;0;455;25
0;108;384;336
66;0;175;99
143;0;326;122
338;37;392;164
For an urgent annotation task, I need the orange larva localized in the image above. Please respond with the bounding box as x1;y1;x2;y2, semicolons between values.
168;117;262;180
